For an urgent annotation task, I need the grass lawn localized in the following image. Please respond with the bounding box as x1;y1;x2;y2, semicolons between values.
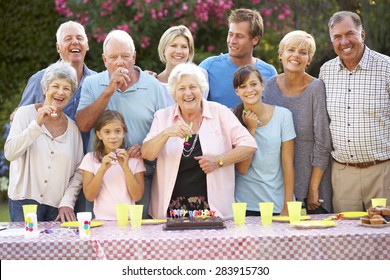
0;201;10;222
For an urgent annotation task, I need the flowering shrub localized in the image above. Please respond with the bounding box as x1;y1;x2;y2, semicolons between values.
55;0;293;70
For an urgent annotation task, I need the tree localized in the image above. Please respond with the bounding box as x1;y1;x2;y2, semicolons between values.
55;0;294;72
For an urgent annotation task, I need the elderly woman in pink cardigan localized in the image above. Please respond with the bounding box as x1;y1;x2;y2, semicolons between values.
142;63;257;219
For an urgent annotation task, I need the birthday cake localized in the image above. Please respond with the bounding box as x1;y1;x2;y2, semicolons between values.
163;209;226;230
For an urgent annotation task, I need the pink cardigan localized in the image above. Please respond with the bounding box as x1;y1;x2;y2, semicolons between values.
144;99;257;219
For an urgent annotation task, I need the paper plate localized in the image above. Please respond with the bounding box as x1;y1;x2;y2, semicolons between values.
339;211;367;219
358;222;390;228
141;219;166;225
272;215;311;223
291;220;337;229
60;221;104;228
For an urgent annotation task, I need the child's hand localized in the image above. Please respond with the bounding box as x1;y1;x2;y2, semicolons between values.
116;149;129;168
101;153;114;171
242;109;260;131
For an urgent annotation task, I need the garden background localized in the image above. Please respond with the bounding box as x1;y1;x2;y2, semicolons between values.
0;0;389;221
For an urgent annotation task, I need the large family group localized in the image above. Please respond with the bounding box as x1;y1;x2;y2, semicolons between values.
4;8;390;223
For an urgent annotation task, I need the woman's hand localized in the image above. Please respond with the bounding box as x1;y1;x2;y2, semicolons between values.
165;120;193;139
194;155;218;174
127;144;142;159
36;105;58;126
242;109;260;133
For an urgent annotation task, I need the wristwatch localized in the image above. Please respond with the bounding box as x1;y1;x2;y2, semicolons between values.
218;158;224;167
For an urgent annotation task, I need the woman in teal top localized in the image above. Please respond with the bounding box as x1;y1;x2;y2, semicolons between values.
233;65;296;215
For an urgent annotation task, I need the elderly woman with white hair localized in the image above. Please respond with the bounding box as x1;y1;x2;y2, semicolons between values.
5;61;83;222
142;63;257;219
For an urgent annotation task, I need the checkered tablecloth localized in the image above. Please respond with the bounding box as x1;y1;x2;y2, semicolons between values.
1;215;389;260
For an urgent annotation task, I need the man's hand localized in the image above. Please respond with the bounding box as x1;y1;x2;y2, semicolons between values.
55;206;76;222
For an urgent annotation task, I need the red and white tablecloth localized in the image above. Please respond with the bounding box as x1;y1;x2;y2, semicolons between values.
0;215;389;260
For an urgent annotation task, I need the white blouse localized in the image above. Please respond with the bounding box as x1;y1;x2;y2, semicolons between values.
5;104;83;209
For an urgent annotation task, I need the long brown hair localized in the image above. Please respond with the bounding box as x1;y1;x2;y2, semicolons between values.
232;65;264;128
93;110;127;162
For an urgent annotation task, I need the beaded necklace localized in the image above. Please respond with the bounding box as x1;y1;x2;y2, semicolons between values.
182;134;199;157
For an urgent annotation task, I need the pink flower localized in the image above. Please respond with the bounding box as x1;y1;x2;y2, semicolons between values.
262;8;273;18
174;9;182;18
134;12;144;22
282;5;292;17
278;14;286;20
140;36;150;48
207;45;216;52
117;24;130;33
151;9;157;20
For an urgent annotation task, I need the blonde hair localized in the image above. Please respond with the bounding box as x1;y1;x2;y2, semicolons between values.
278;30;316;61
158;25;194;64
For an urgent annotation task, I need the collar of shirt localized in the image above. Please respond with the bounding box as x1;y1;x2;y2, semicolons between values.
172;98;214;122
338;45;370;72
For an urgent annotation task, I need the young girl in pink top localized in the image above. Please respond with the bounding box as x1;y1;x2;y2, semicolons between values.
79;110;145;220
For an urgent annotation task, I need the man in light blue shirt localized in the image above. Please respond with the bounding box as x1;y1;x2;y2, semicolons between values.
200;8;277;108
76;30;166;218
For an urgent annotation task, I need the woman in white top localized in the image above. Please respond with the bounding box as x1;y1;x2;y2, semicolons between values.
5;61;83;222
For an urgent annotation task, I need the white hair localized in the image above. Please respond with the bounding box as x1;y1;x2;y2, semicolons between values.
103;30;135;55
41;61;78;94
168;63;208;97
56;21;88;43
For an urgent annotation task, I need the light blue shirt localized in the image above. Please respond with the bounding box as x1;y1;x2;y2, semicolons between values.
77;66;167;150
199;53;277;108
235;106;296;213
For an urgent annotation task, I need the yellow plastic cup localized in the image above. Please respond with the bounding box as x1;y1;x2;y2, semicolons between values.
287;201;302;224
22;204;37;221
232;202;247;225
129;205;143;228
371;198;387;208
115;204;130;226
259;202;274;225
